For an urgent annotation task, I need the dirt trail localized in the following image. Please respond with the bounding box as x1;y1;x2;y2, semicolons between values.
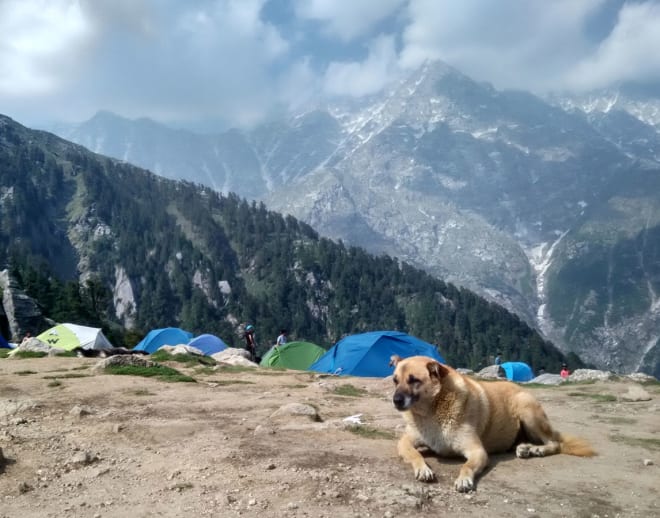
1;356;658;518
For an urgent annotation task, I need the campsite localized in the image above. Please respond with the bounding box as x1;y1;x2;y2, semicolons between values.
1;331;659;518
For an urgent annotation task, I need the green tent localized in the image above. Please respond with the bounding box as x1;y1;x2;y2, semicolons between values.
260;341;326;371
36;323;113;351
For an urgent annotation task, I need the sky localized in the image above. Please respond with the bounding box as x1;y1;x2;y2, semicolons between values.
1;0;659;130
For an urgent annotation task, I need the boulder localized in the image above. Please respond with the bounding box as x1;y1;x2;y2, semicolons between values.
568;369;616;383
8;337;55;356
528;373;565;385
158;344;204;356
476;365;505;379
93;354;155;372
0;269;52;341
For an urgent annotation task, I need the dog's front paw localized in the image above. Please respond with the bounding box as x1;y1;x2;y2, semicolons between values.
414;463;435;482
454;475;475;492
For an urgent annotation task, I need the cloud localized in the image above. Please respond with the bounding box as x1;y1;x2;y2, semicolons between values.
566;1;660;90
0;0;94;97
293;0;406;41
398;0;606;92
323;35;400;96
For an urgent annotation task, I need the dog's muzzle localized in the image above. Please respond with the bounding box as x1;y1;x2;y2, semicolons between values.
393;390;413;411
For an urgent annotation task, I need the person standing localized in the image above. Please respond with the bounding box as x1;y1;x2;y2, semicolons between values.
244;324;257;361
495;352;502;366
560;364;570;379
276;329;287;348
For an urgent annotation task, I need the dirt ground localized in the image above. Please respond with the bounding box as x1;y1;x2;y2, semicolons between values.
1;356;658;518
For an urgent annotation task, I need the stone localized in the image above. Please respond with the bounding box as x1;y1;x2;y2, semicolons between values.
620;386;652;402
270;403;320;421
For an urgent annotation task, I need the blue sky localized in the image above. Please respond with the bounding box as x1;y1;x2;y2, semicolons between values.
1;0;659;130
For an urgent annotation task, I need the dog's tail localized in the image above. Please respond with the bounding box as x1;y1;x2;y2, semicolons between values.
560;434;596;457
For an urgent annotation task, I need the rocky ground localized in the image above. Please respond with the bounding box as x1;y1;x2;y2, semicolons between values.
1;355;658;518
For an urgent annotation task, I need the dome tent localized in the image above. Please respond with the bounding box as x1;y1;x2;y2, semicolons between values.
133;327;193;354
36;323;113;351
260;341;326;370
501;361;534;382
188;334;227;356
310;330;445;378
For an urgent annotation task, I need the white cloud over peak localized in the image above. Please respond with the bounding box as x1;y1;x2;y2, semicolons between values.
566;1;660;90
293;0;406;41
323;35;399;96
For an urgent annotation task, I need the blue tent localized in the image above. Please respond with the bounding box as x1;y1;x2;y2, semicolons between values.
501;361;534;382
188;334;227;356
133;327;193;354
309;330;446;377
0;334;10;349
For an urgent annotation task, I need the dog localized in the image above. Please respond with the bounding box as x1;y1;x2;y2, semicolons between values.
390;355;595;492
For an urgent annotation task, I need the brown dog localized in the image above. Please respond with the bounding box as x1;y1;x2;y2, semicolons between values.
390;355;595;492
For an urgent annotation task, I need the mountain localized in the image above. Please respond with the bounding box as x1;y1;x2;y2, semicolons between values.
0;114;569;371
48;62;660;377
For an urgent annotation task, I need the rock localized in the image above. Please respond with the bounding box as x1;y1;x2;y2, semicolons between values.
8;337;55;356
620;385;652;402
270;403;320;421
643;459;654;466
69;405;92;418
0;269;51;340
476;365;505;379
626;372;658;383
568;369;616;382
69;450;98;466
455;368;475;375
158;344;204;356
0;446;4;465
528;373;565;385
253;424;276;436
211;348;257;367
18;481;33;494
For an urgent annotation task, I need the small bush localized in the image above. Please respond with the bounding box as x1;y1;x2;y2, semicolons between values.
16;370;37;376
47;380;63;388
567;392;617;402
43;373;89;379
150;350;216;366
11;351;47;359
105;364;196;383
0;349;10;359
334;384;368;397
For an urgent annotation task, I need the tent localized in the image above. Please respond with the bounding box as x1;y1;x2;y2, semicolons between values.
36;323;113;351
0;334;11;349
133;327;193;354
260;341;326;371
501;361;534;382
309;330;446;377
188;334;228;356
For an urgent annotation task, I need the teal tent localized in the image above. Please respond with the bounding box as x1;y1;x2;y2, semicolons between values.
133;327;193;354
310;330;445;377
501;361;534;382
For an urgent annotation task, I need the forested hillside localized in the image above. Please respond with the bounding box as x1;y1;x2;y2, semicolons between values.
0;114;573;371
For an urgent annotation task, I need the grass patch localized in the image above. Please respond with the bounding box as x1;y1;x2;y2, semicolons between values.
15;370;37;376
54;350;78;357
610;434;660;451
194;366;217;376
47;380;63;388
208;379;256;386
150;350;216;366
11;351;47;359
43;373;89;379
0;349;11;358
346;425;396;440
105;364;196;383
282;384;308;389
214;365;256;373
593;415;637;425
71;365;90;371
171;482;194;492
333;384;368;397
567;392;617;402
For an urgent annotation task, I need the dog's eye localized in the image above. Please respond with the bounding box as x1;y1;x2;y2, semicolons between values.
408;375;420;385
393;376;399;384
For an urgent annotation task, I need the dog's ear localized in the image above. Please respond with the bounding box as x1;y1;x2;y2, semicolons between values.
389;355;402;367
427;360;449;379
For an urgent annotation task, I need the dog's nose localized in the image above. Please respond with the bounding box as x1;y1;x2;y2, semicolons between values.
393;391;406;410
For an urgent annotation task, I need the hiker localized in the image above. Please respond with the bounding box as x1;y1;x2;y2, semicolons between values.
20;332;31;345
494;352;502;366
560;364;570;379
244;324;257;361
276;329;287;348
